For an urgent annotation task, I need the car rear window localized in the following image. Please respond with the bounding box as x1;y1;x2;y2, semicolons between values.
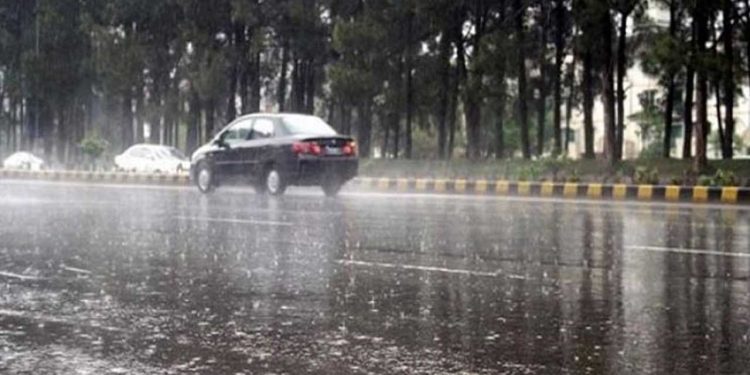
281;115;337;136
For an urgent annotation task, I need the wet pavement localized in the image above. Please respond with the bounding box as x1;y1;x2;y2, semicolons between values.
1;180;750;374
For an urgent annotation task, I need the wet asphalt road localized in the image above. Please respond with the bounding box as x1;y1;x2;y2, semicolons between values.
1;181;750;374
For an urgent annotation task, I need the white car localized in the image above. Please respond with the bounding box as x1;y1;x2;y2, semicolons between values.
3;151;45;170
114;144;190;174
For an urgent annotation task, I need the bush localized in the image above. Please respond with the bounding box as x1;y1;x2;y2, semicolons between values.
633;166;659;185
697;175;713;186
79;137;109;170
80;137;108;159
712;169;738;187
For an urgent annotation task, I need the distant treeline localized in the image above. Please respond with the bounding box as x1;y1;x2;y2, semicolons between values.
0;0;747;169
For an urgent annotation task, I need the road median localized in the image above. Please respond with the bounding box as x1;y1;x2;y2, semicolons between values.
2;169;749;204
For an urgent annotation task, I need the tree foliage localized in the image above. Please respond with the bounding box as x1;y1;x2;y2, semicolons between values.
0;0;746;169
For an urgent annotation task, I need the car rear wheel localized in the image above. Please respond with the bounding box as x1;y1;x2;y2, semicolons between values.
322;180;343;197
265;167;287;196
195;162;215;194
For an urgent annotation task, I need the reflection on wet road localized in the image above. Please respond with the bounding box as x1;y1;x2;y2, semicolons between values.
1;181;749;374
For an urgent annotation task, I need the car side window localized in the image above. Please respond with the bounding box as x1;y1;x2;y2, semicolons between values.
251;119;274;139
222;120;253;144
129;147;147;158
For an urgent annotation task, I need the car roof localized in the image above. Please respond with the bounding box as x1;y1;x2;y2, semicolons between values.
127;144;174;150
7;151;38;159
233;112;319;121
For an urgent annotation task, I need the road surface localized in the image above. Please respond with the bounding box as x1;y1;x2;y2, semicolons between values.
1;180;749;374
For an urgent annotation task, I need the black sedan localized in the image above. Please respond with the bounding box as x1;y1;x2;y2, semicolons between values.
190;113;358;196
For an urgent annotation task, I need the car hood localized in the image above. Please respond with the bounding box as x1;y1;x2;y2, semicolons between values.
191;143;214;162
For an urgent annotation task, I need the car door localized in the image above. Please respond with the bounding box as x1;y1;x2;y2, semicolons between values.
244;118;276;181
212;123;244;179
130;147;150;172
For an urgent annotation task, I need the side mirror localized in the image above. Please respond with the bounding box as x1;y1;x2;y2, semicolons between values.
213;138;228;148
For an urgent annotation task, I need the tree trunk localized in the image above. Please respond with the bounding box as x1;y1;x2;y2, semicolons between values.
151;81;163;144
447;63;459;160
291;58;304;112
251;52;261;113
722;0;734;159
204;99;215;144
536;71;547;157
55;106;66;166
616;11;628;160
464;86;482;160
403;10;415;159
693;5;709;171
135;82;145;143
602;12;617;165
663;1;678;159
437;30;451;159
187;91;200;153
226;53;238;122
357;102;372;158
122;90;133;151
683;64;694;159
516;0;530;159
496;19;507;160
536;2;548;157
382;113;390;158
340;104;351;135
392;57;403;159
553;0;565;156
278;38;289;112
305;64;316;114
582;50;595;159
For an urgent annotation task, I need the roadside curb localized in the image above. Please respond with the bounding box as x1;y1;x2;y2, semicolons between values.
2;170;749;204
352;177;750;204
0;169;190;185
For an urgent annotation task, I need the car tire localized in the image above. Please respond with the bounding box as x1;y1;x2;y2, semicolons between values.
264;166;287;196
322;180;343;197
195;162;215;194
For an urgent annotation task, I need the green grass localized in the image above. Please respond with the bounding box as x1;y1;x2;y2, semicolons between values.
358;158;750;186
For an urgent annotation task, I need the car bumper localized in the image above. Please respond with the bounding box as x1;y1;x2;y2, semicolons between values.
292;157;358;185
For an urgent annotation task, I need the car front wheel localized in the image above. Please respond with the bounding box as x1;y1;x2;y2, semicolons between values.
265;167;287;196
195;162;215;194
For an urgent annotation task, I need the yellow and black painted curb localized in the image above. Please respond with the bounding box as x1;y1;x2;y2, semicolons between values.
0;169;190;185
353;177;750;204
2;170;749;204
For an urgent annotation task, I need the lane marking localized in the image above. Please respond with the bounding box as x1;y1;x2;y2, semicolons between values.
337;259;518;278
0;271;42;281
61;265;92;275
175;216;292;226
628;245;750;258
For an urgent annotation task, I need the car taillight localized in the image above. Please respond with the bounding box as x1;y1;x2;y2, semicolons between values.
343;141;357;156
292;141;322;156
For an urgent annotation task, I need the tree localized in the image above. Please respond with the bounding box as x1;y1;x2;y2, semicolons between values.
552;0;569;156
693;0;710;171
515;0;530;159
535;0;550;157
722;0;735;159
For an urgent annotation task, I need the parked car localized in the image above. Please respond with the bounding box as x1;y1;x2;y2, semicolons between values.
2;151;45;170
114;144;190;173
191;113;358;196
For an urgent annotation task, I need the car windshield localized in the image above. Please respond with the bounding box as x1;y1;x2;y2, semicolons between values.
281;116;337;136
152;147;186;160
166;147;187;160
